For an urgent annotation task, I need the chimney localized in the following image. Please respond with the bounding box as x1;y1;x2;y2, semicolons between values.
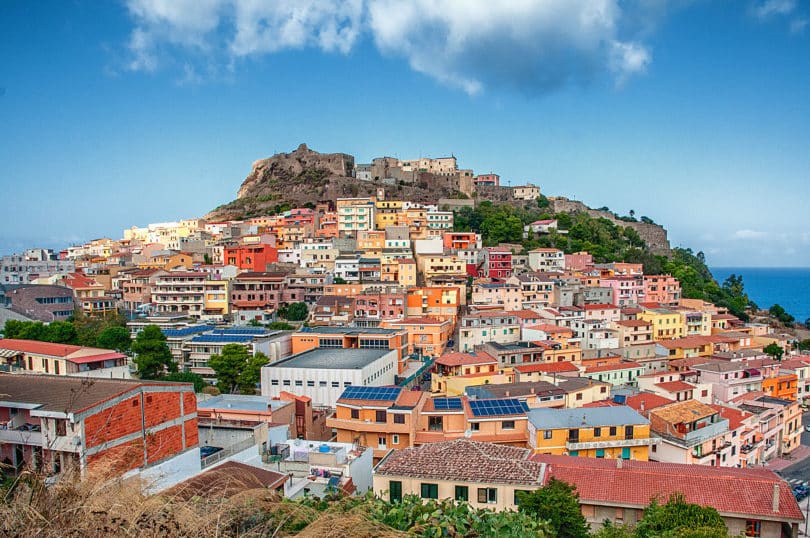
772;484;780;512
640;400;646;412
617;458;622;469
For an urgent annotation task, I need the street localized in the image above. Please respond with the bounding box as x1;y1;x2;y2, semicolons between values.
779;413;810;536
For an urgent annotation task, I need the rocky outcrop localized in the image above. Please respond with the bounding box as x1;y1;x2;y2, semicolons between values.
549;197;671;255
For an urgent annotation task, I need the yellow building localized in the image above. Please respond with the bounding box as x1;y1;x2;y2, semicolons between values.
417;254;465;282
527;406;654;460
638;308;685;341
375;200;403;230
203;279;230;318
397;259;417;287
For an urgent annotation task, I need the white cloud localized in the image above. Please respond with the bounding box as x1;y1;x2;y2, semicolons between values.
752;0;796;19
790;17;809;33
732;229;769;240
123;0;670;93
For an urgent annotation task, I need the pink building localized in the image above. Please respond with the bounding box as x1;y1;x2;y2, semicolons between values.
644;275;681;306
601;276;645;307
564;252;593;271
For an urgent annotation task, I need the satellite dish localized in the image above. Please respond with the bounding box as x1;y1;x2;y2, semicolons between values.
464;429;472;438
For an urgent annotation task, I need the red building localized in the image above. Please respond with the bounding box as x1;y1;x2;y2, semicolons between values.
224;243;279;272
473;173;500;187
0;375;198;476
478;247;512;279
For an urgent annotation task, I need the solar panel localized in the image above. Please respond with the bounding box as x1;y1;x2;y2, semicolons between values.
433;397;462;410
340;386;401;401
469;398;529;417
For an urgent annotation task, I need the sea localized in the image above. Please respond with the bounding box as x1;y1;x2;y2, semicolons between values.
711;267;810;324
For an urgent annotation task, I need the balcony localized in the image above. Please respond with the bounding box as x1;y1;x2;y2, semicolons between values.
325;418;409;434
0;428;43;446
658;419;730;448
46;435;82;452
566;437;658;451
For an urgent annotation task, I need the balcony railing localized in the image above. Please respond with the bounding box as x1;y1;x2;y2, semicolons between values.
0;429;43;446
566;437;658;451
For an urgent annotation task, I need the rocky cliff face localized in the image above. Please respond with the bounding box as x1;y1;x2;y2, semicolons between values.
236;143;354;199
549;197;671;255
208;144;471;220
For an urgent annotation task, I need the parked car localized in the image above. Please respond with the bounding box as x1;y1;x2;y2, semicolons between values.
200;445;223;459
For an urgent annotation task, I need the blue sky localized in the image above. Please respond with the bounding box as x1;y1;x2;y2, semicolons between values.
1;0;809;266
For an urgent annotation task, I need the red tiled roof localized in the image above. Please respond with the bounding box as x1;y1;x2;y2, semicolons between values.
584;304;618;311
526;324;573;334
514;362;580;374
513;309;545;320
532;454;803;521
656;336;714;350
394;317;447;325
435;351;497;367
624;393;674;414
654;380;695;393
0;339;81;357
710;404;753;431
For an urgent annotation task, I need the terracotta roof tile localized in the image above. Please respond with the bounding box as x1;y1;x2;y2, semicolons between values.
532;454;803;521
376;439;545;485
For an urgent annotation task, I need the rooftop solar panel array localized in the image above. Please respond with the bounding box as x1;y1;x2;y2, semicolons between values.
162;325;215;337
211;327;269;335
190;334;254;343
340;386;401;401
432;397;463;410
468;398;529;417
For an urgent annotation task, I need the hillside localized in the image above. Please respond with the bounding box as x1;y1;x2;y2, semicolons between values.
207;144;471;220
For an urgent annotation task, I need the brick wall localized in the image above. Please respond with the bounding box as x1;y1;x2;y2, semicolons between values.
84;395;143;449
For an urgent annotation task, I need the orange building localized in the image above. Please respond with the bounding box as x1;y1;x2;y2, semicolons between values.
406;286;461;322
291;326;409;373
381;317;453;358
442;231;480;251
762;373;798;401
316;211;338;238
224;243;278;272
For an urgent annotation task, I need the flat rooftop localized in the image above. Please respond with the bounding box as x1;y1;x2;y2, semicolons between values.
197;394;289;412
266;348;392;370
298;326;401;335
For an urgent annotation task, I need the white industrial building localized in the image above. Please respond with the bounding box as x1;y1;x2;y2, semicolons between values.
260;348;398;407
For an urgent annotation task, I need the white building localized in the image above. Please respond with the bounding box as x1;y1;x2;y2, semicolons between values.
528;248;565;272
261;348;398;407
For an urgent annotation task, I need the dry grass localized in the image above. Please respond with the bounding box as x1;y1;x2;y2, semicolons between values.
0;463;399;538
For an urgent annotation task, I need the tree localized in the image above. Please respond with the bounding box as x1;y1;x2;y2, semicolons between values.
164;372;207;393
96;326;132;353
763;342;784;361
634;493;728;538
208;345;267;394
591;520;634;538
798;339;810;352
239;352;269;394
768;304;795;325
267;321;296;330
285;302;309;321
44;321;79;344
517;478;589;538
131;325;177;379
333;276;347;284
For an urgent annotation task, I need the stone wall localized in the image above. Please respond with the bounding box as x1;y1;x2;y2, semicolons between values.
549;197;671;255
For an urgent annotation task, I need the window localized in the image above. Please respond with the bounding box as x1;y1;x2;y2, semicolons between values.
376;410;387;423
455;485;469;501
543;430;553;440
478;488;497;504
271;379;279;386
471;422;480;431
625;425;634;440
294;380;303;387
393;414;405;424
421;483;438;499
428;416;443;431
392;434;400;445
568;429;579;442
307;380;315;387
575;393;583;401
332;382;340;388
319;381;327;387
596;449;605;458
378;436;386;447
610;426;617;436
514;490;532;506
593;427;601;438
389;481;402;503
745;519;761;537
350;409;359;419
502;420;515;430
283;380;291;386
